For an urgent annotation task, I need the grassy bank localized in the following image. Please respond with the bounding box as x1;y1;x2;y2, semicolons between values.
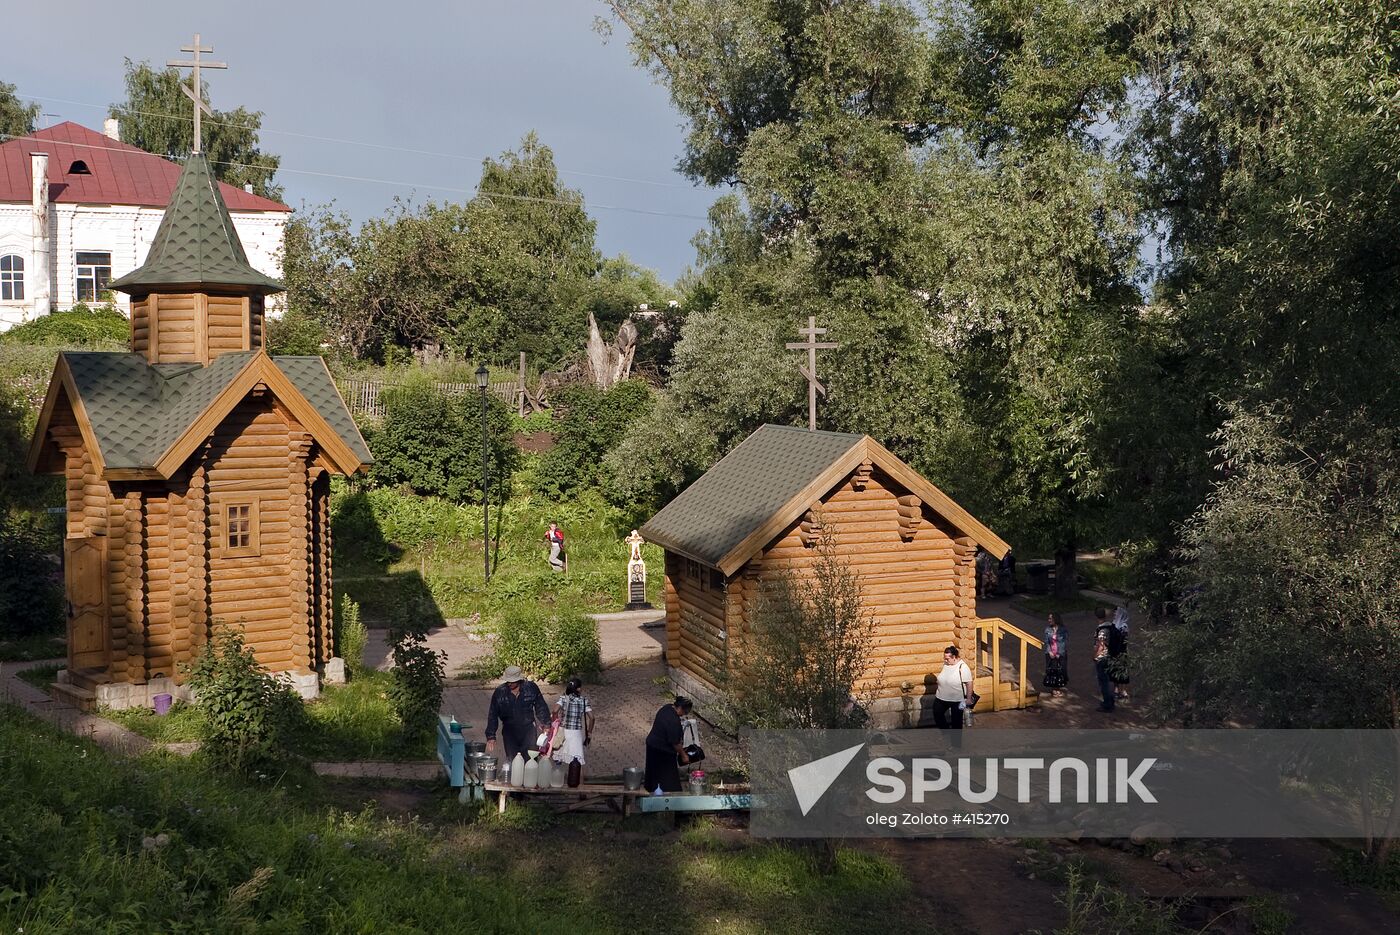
332;483;662;626
0;704;919;934
105;669;437;762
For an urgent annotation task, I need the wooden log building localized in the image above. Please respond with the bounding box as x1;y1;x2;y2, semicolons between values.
641;424;1037;726
27;153;371;710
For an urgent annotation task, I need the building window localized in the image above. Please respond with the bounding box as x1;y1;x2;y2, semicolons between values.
0;254;22;301
75;251;112;302
224;501;260;557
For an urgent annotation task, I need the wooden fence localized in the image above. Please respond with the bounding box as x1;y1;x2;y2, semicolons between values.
337;378;521;421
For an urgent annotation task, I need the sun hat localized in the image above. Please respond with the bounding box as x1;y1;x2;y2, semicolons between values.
500;665;525;683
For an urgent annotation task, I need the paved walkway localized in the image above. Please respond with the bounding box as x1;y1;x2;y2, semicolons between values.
0;659;156;756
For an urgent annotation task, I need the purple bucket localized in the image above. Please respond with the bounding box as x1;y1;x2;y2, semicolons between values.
152;693;173;716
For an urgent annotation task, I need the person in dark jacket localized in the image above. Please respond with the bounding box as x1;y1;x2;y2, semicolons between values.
644;697;693;793
485;665;551;760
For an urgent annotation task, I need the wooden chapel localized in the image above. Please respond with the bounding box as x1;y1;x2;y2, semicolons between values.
27;152;372;710
641;424;1040;727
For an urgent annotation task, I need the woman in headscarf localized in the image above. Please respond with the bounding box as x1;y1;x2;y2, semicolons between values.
1043;613;1068;697
644;697;693;793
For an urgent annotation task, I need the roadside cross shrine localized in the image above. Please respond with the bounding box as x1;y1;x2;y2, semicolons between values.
625;529;648;609
785;315;838;431
166;33;227;152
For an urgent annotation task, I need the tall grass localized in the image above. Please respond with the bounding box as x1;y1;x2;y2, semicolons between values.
0;704;918;933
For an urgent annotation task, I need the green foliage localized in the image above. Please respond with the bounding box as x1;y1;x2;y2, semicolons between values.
0;303;129;348
0;80;39;138
111;60;281;198
482;603;601;683
264;306;328;356
387;627;445;739
716;538;878;731
335;594;368;673
535;379;652;497
282;134;621;364
188;627;302;774
0;512;62;641
368;376;518;504
1049;863;1183;935
1147;408;1400;732
0;705;915;932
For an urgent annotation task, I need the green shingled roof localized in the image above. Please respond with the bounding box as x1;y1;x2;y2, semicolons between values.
272;356;374;466
108;153;283;296
56;351;370;472
640;424;864;569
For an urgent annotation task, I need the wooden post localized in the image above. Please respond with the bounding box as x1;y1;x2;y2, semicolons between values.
517;352;527;417
187;454;209;654
124;490;146;681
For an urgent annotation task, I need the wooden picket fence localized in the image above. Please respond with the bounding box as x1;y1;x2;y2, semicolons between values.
337;377;521;421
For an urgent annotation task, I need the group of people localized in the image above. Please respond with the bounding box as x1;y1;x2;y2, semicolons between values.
483;664;700;793
974;547;1016;599
1043;607;1130;711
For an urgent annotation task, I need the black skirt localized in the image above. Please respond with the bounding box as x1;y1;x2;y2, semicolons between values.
1044;655;1068;689
644;744;682;793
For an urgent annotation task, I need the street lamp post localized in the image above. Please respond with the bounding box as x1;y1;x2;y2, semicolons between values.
476;364;490;583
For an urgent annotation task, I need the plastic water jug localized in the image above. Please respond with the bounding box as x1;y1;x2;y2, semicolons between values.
522;756;539;789
550;760;566;788
511;752;526;788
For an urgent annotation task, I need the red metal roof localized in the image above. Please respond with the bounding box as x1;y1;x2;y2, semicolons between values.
0;122;289;212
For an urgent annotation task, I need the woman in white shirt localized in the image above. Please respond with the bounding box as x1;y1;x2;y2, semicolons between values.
932;645;973;730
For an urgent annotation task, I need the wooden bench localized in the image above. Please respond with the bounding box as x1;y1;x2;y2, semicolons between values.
483;781;650;816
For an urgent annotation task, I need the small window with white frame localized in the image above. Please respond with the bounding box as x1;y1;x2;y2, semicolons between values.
75;251;112;302
0;254;23;301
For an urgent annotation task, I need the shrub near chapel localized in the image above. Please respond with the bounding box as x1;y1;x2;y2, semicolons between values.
368;377;518;504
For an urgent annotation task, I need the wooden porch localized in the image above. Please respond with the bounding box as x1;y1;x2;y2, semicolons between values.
973;616;1043;711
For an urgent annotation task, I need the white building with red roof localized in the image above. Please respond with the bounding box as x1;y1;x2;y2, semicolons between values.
0;121;289;330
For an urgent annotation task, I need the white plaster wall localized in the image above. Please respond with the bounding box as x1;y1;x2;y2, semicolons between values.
0;201;286;331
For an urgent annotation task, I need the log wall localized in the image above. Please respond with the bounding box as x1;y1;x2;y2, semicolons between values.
128;291;262;363
205;394;297;670
667;467;984;704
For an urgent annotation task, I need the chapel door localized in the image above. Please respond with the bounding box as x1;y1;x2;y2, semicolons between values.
65;535;109;670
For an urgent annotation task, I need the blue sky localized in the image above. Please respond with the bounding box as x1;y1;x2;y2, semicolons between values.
5;1;717;283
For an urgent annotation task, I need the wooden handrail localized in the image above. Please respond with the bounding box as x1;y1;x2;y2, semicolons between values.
975;617;1044;711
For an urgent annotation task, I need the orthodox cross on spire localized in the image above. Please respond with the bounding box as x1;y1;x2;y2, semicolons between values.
167;33;227;153
785;315;839;431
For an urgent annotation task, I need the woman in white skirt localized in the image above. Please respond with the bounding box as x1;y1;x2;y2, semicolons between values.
554;677;594;782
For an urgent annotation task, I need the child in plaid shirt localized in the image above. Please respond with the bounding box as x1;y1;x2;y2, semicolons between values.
553;677;594;775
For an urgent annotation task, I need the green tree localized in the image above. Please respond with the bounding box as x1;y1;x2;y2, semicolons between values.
368;377;517;504
535;379;652;498
110;60;281;199
604;1;1143;596
280;136;608;365
0;80;38;139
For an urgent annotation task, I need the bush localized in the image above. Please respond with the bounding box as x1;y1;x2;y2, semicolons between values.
188;626;302;773
336;594;368;672
0;513;62;640
265;307;329;356
369;377;518;503
0;303;128;347
388;628;445;738
486;603;600;683
534;379;652;497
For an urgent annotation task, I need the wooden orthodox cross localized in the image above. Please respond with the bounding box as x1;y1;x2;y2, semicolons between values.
167;33;227;153
785;315;838;431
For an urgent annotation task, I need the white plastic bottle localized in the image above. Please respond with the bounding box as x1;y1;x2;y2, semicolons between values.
511;752;526;788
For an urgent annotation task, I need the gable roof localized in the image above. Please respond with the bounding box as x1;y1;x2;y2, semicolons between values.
108;152;283;296
640;423;1008;576
28;350;371;479
0;122;287;212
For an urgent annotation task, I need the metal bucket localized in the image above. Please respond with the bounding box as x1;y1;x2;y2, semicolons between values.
465;740;487;755
622;767;644;791
478;761;497;783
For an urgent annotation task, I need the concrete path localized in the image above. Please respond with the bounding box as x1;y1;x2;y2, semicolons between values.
1;659;156;756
